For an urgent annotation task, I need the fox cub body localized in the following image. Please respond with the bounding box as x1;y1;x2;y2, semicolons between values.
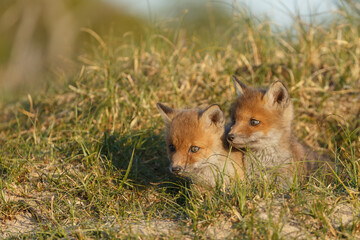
157;103;245;187
227;76;330;183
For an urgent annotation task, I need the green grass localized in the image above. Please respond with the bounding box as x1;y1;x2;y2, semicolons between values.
1;3;360;239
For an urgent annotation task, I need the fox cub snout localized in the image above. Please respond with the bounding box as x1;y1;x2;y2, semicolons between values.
227;76;332;182
157;103;244;187
227;76;293;151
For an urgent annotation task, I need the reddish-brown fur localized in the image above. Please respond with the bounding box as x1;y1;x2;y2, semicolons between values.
231;89;286;138
166;110;216;167
157;103;245;187
227;76;332;184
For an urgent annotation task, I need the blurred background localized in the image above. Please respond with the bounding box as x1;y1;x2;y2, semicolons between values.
0;0;339;98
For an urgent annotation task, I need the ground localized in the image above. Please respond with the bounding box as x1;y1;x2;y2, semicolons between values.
1;3;360;239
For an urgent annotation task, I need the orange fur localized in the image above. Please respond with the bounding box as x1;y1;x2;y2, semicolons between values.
157;103;245;187
227;76;331;184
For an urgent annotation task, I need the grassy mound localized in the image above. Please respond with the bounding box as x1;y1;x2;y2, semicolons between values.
1;4;360;239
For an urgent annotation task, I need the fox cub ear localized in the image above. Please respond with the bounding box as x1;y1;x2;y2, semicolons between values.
232;75;248;97
264;81;290;108
201;104;225;127
156;103;176;124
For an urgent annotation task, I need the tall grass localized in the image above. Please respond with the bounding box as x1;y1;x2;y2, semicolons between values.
0;2;360;238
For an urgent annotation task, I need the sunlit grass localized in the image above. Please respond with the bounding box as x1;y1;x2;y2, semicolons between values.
1;2;360;238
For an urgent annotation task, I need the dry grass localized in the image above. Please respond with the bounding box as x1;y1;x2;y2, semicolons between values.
1;3;360;239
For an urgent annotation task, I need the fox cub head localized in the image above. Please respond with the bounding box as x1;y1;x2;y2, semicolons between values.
227;76;294;150
156;103;227;182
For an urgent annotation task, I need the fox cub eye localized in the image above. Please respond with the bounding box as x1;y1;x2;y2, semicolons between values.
250;118;260;126
169;144;176;152
189;146;200;153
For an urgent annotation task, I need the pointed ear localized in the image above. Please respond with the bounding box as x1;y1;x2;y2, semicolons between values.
232;75;247;97
264;81;290;108
156;103;176;124
200;104;225;127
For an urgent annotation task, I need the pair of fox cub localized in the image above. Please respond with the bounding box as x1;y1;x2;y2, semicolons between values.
157;76;332;187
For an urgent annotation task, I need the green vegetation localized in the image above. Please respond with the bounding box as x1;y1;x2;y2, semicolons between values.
1;1;360;239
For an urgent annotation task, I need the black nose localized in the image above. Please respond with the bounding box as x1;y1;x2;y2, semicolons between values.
171;166;183;173
227;134;235;142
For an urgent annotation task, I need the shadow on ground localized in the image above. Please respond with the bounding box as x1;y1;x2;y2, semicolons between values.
100;129;189;192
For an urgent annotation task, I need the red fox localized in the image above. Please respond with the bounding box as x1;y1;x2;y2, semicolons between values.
157;103;245;187
227;76;332;184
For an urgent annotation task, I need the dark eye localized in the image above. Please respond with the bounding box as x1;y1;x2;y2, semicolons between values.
250;118;260;126
189;146;200;153
169;144;176;152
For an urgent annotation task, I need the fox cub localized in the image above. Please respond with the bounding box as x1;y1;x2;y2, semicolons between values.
227;76;331;183
157;103;245;187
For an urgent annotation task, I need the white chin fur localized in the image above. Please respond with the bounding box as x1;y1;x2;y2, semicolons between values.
180;153;237;187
